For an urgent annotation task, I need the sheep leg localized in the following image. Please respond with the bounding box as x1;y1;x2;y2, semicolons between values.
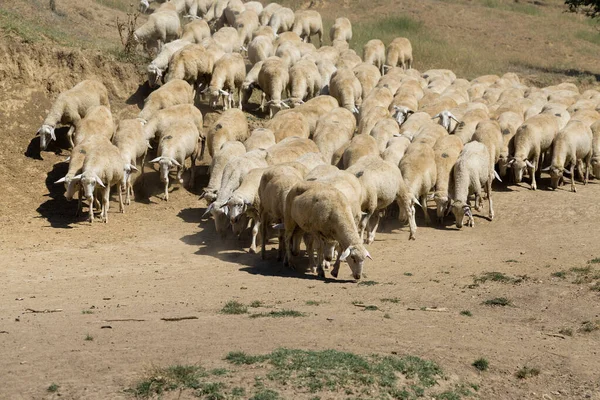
584;154;591;185
305;234;316;273
103;187;110;223
118;182;124;214
366;213;380;245
238;87;243;110
277;228;285;262
331;244;342;278
571;163;577;193
189;151;197;189
76;187;83;217
260;93;266;112
249;219;260;254
408;204;417;240
421;194;431;225
260;215;268;260
67;126;75;149
177;165;184;184
487;177;494;220
283;224;298;268
359;212;371;242
164;176;169;201
88;194;95;223
576;159;585;182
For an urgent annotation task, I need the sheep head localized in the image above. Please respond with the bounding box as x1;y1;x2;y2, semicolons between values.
432;110;459;133
336;244;372;281
226;194;251;224
72;172;105;200
209;201;231;238
55;174;80;201
392;106;414;126
451;200;473;229
147;64;163;88
433;193;450;223
548;165;565;190
150;156;181;183
507;157;533;183
37;124;56;151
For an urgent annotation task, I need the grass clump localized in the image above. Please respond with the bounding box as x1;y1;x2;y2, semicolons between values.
460;310;473;317
515;366;540;379
589;258;600;264
551;271;567;278
249;310;305;318
250;389;281;400
358;280;379;286
474;271;526;284
132;364;208;398
580;320;599;333
381;297;401;304
482;297;512;307
249;301;264;308
221;301;248;315
47;383;59;393
558;328;573;337
364;305;379;311
305;300;323;306
404;272;414;276
472;358;489;371
84;334;94;341
577;30;600;46
482;0;541;15
82;309;94;314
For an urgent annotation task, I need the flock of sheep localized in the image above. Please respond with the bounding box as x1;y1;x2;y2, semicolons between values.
35;0;600;280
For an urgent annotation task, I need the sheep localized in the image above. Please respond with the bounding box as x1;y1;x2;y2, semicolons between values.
243;1;262;15
269;7;295;33
317;45;340;65
336;49;362;70
240;60;264;109
508;113;561;190
133;10;182;52
207;52;246;110
451;141;495;228
266;111;311;142
329;68;362;115
287;59;321;106
391;105;415;127
291;10;323;45
359;87;394;121
266;137;320;165
541;103;571;131
36;80;110;151
382;135;411;167
143;103;204;144
258;56;290;118
362;39;385;74
275;41;302;66
226;166;268;252
147;39;192;88
212;27;244;53
432;135;463;222
283;180;372;279
316;59;337;95
247;35;274;65
329;17;352;43
193;0;216;17
72;105;114;147
398;143;437;239
545;120;593;192
452;108;489;143
164;44;216;93
149;121;201;201
591;121;600;178
472;120;503;186
342;134;379;169
206;108;249;157
259;164;305;260
244;128;276;151
223;0;245;26
313;107;356;164
260;2;282;26
200;141;247;202
205;149;270;236
70;138;128;223
274;31;303;49
497;111;524;177
180;19;210;44
357;106;389;136
252;25;277;41
204;0;228;22
138;79;194;122
398;112;433;140
370;118;400;153
112;119;150;205
570;109;600;128
277;95;339;135
412;123;448;148
353;63;382;103
385;37;413;71
235;10;260;46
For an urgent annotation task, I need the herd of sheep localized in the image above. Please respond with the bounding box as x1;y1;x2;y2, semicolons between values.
35;0;600;280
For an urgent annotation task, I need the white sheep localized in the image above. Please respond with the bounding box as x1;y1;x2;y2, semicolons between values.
259;3;282;26
359;86;394;122
138;79;194;122
432;135;463;223
363;39;386;74
201;141;247;202
244;1;263;16
133;10;182;52
149;120;201;201
591;121;600;178
497;111;524;177
313;107;356;164
206;108;249;157
316;59;337;95
342;134;379;169
266;111;311;142
241;60;264;108
545;120;593;192
291;10;323;44
212;26;244;53
244;128;276;151
329;17;352;43
269;7;295;34
265;137;320;165
248;35;274;65
370;118;400;153
147;39;192;88
234;10;260;46
181;18;211;43
223;0;245;26
287;58;321;106
72;105;114;147
143;103;204;145
471;120;503;183
329;68;362;115
358;105;390;136
276;95;339;135
37;80;110;150
112;118;150;205
258;56;290;118
353;63;382;104
275;41;302;67
207;52;246;110
382;135;411;167
252;25;277;41
451;141;495;228
385;37;413;71
452;108;489;143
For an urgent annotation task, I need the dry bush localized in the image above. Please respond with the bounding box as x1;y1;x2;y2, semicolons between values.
116;11;140;56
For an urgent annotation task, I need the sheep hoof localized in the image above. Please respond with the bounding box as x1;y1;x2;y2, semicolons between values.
317;267;325;278
409;235;416;241
249;247;256;254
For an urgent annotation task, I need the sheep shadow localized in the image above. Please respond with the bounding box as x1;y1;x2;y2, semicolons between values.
36;160;78;228
25;127;72;160
126;83;152;109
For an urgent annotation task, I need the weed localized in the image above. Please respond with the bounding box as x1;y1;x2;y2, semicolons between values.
250;389;281;400
404;272;413;276
472;358;489;371
250;310;305;318
47;383;59;392
210;368;228;376
551;271;567;278
505;259;519;263
384;313;391;319
559;328;573;336
231;387;246;397
82;309;94;314
351;300;364;306
225;352;268;365
482;0;541;15
474;271;526;284
84;334;93;341
195;381;226;399
358;280;379;286
221;301;248;315
250;301;264;308
381;297;401;304
305;300;323;306
571;266;592;274
364;305;379;311
590;282;600;292
482;297;512;307
580;321;599;333
132;364;206;397
515;366;540;379
460;310;473;317
589;258;600;264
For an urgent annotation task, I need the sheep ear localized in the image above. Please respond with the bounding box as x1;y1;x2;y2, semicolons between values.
50;128;56;141
149;157;162;163
412;195;422;208
493;170;502;182
525;160;534;168
128;164;139;172
365;250;373;261
221;205;229;216
432;113;440;119
95;176;106;188
55;176;67;184
339;247;352;261
72;174;83;181
64;156;71;162
170;158;182;167
507;158;515;166
202;202;215;217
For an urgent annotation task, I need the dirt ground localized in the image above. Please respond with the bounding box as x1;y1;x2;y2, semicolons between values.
2;0;600;399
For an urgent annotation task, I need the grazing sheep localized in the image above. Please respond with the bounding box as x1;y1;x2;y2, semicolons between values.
283;180;372;279
222;0;245;26
212;27;244;53
149;121;201;201
329;68;362;115
353;63;382;103
497;111;524;177
201;141;247;202
269;7;295;33
472;120;503;186
398;112;433;140
316;59;337;95
70;138;128;223
253;25;277;41
398;143;437;239
266;137;320;165
570;109;600;128
138;79;194;122
72;105;114;147
358;106;390;136
266;111;311;142
360;87;394;121
342;134;379;169
112;118;150;205
244;1;263;15
274;41;301;67
147;39;192;88
362;39;385;74
590;121;600;178
181;18;211;43
244;128;276;151
241;60;264;108
452;108;489;143
287;59;322;106
432;135;463;222
258;56;290;118
260;2;282;26
313;107;356;164
451;141;495;228
546;120;593;192
204;0;228;22
336;49;362;70
133;10;182;52
164;44;216;95
382;135;411;167
385;37;413;70
37;80;109;150
206;108;249;157
207;52;246;110
291;10;323;45
412;123;448;148
248;35;274;65
329;17;352;43
508;113;560;190
371;118;400;153
235;10;260;46
143;104;204;151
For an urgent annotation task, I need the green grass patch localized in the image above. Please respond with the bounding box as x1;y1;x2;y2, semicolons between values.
576;30;600;46
571;266;592;274
221;301;248;315
358;280;379;286
460;310;473;317
305;300;323;306
404;272;414;276
482;297;512;307
250;301;264;308
481;0;541;15
0;8;73;45
84;334;93;341
472;358;489;371
505;259;519;263
381;297;401;304
364;305;379;311
589;258;600;264
47;383;59;393
82;309;94;314
132;364;208;398
551;271;567;278
474;271;526;284
93;0;136;12
384;313;391;319
250;389;281;400
515;366;540;379
249;310;305;318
